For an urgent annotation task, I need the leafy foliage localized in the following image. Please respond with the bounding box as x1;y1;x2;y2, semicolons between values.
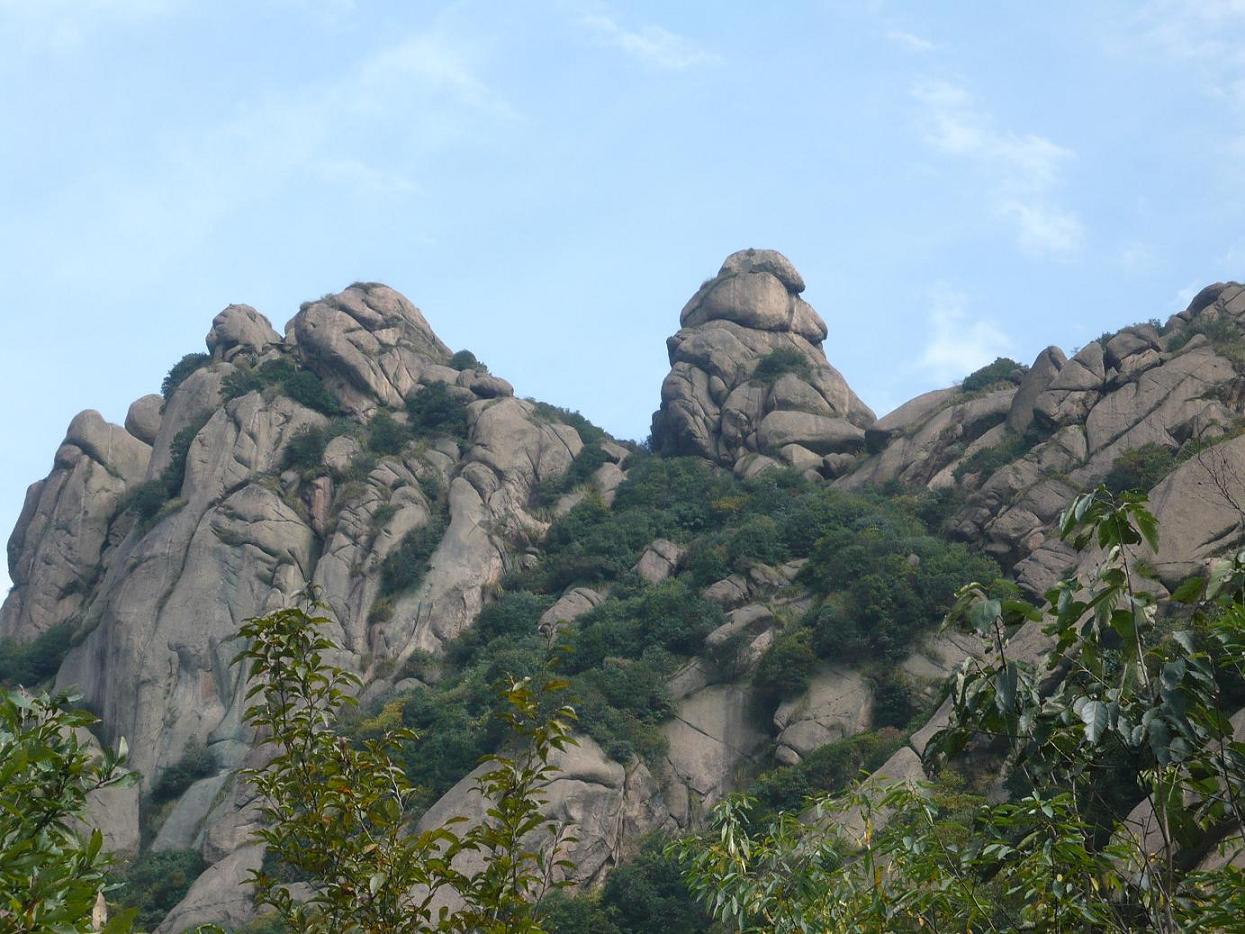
379;519;447;596
366;410;410;456
109;849;204;929
541;835;708;934
528;402;607;446
161;353;210;400
753;348;811;383
676;488;1245;932
149;740;215;803
406;382;470;438
0;621;77;688
232;600;579;933
222;358;340;415
120;412;212;523
1103;441;1179;494
0;689;136;933
960;356;1024;392
1167;313;1245;368
449;350;487;372
748;729;903;818
752;627;816;711
281;424;331;471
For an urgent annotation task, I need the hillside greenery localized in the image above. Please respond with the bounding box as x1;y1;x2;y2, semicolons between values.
346;454;1000;816
673;489;1245;932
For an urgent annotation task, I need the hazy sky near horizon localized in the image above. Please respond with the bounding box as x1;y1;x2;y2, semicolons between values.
3;0;1245;595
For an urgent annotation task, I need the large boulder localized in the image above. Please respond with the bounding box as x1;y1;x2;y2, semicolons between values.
288;283;452;411
651;249;874;475
1;411;151;640
205;304;281;361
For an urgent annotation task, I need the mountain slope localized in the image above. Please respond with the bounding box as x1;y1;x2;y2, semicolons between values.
6;254;1245;929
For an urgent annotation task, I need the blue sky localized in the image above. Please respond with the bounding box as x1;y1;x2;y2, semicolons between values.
3;0;1245;594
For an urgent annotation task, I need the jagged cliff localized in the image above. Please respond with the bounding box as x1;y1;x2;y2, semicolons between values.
7;253;1245;929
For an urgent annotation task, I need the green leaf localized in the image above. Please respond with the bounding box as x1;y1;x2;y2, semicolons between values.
1170;576;1204;605
1077;699;1108;745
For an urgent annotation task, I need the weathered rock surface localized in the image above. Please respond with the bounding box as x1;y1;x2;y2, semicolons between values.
651;249;874;475
10;264;1245;929
415;734;674;912
154;844;263;933
206;304;281;361
289;283;452;412
773;665;872;765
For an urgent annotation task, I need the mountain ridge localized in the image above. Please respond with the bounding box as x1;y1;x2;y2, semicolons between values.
6;251;1245;929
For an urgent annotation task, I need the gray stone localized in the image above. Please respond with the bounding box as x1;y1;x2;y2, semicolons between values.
538;586;605;636
125;394;164;445
1007;346;1066;434
633;539;683;584
206;304;280;361
155;845;263;933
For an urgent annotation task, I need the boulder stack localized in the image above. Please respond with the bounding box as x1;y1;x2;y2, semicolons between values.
650;249;875;478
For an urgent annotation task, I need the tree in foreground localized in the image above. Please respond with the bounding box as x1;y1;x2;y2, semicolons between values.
674;487;1245;932
0;689;135;933
232;599;578;933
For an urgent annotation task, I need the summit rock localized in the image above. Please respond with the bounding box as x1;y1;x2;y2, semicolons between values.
650;249;875;477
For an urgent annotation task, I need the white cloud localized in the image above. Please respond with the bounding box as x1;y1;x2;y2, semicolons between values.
912;79;1084;257
1000;201;1085;257
886;29;935;52
582;12;720;70
920;286;1013;384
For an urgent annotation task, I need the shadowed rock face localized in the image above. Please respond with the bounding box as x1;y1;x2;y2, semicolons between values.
650;249;875;478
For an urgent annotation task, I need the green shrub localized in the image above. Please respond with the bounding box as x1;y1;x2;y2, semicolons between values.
1103;442;1178;494
801;527;1000;662
753;627;817;710
110;849;206;928
449;349;486;372
282;425;329;471
727;515;789;567
1167;314;1245;364
753;347;812;383
222;358;340;415
749;728;903;817
0;621;77;687
161;420;203;499
150;740;215;803
406;382;469;438
871;671;916;729
960;357;1024;392
366;411;411;456
559;580;724;673
595;835;709;933
539;891;620;934
529;401;608;445
379;519;447;596
283;369;340;415
532;443;609;507
123;480;170;521
161;353;210;400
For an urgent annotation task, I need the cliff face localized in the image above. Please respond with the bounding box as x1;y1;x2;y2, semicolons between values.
7;256;1245;929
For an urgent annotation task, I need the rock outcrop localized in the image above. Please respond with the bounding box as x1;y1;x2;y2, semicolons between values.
651;249;875;477
9;257;1245;929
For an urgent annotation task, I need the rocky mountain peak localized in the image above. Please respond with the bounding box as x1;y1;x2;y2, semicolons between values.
651;248;874;478
285;283;454;414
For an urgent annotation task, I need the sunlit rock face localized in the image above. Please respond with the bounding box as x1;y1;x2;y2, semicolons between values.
10;254;1245;930
650;249;875;479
